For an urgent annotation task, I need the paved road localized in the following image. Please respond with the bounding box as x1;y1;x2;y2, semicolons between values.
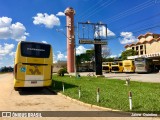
105;72;160;83
73;72;160;83
0;73;159;120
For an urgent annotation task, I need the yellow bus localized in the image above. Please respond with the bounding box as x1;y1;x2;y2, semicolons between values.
102;62;112;73
14;41;53;90
111;61;123;72
123;60;135;73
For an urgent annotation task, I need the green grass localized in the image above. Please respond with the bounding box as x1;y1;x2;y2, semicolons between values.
52;75;160;113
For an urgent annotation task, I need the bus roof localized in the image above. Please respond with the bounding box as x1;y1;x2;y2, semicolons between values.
20;41;51;46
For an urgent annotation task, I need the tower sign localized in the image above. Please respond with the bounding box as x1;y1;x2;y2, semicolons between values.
64;7;75;73
78;22;107;76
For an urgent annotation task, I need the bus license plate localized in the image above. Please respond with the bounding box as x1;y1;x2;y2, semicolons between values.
31;81;37;84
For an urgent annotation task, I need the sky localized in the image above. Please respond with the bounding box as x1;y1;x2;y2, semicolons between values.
0;0;160;67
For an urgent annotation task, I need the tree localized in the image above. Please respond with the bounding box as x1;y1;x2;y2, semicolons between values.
76;48;95;72
76;55;81;66
86;49;95;61
102;57;114;62
76;53;90;70
121;49;137;60
76;46;112;71
76;53;89;63
76;46;112;64
0;66;13;72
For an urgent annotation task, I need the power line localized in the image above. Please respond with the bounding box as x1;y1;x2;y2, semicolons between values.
107;23;160;42
128;20;160;33
104;0;154;23
113;12;160;32
78;0;116;22
55;24;160;59
76;0;156;32
132;24;160;34
75;0;105;23
76;0;104;18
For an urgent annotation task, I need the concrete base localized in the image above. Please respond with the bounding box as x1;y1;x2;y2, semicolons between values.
95;75;105;78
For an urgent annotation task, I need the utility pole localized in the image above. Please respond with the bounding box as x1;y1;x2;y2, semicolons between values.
74;37;77;77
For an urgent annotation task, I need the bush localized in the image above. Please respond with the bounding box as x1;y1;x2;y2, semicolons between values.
57;68;66;76
63;67;67;73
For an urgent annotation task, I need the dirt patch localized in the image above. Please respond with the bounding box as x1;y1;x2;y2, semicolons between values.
16;102;44;106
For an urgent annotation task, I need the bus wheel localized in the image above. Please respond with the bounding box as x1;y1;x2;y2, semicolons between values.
14;87;19;91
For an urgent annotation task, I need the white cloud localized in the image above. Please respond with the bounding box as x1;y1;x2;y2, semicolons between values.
11;22;29;41
57;51;66;60
0;46;15;67
107;28;115;37
0;17;12;28
102;45;109;51
53;53;57;63
119;32;138;44
33;13;60;28
76;45;87;55
94;26;106;38
100;26;107;37
0;43;14;56
0;56;3;60
0;17;29;41
109;55;118;58
9;51;16;57
94;26;115;38
56;12;65;16
53;61;57;63
42;41;47;44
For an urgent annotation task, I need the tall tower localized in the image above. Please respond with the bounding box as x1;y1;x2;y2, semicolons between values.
64;7;75;73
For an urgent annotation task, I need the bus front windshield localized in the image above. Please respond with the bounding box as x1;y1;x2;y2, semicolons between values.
112;62;118;65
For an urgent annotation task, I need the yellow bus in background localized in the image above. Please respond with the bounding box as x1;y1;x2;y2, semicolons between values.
14;41;53;90
123;60;135;73
111;61;123;72
102;62;112;73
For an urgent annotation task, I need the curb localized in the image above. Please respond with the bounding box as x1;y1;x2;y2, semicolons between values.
57;92;120;111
